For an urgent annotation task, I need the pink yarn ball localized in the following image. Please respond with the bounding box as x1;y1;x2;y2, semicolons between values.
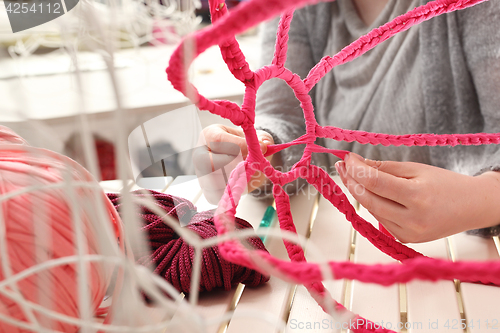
0;126;121;332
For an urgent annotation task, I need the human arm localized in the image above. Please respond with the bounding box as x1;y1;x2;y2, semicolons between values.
335;154;500;243
456;0;500;236
334;1;500;243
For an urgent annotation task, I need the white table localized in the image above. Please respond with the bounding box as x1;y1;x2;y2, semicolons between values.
100;175;500;333
0;30;259;153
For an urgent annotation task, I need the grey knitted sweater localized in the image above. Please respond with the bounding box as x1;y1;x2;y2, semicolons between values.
253;0;500;235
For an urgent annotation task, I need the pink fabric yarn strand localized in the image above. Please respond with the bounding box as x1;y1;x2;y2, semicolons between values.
165;0;499;332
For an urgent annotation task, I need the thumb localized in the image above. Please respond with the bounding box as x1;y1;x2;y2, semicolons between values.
257;130;274;154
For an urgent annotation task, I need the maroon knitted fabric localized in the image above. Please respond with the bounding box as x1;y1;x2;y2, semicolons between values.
106;190;270;293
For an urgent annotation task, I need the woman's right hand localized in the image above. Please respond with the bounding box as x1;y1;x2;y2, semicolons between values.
193;124;274;204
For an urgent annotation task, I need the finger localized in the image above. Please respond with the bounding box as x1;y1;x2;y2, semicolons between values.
370;212;403;237
192;145;220;177
338;162;407;221
203;124;245;139
344;153;414;204
203;126;272;157
371;212;415;243
207;141;241;156
192;145;212;174
198;172;227;193
208;135;247;157
371;213;417;243
256;130;274;152
335;161;347;185
203;188;225;205
201;125;249;157
197;169;236;205
219;125;244;137
247;130;274;156
363;158;420;178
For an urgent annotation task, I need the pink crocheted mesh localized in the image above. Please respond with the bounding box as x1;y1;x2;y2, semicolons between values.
166;0;498;332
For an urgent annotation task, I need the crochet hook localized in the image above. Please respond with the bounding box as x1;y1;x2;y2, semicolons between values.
259;205;277;243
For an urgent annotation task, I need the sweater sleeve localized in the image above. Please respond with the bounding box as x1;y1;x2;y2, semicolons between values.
458;1;500;237
252;4;331;197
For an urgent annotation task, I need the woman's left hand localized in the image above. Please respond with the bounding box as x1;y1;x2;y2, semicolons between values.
335;153;500;243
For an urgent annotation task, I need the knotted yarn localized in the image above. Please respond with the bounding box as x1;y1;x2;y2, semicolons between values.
0;126;121;332
166;0;500;332
106;190;269;293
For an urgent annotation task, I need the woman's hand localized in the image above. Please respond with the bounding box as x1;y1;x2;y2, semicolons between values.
335;153;500;243
193;124;274;204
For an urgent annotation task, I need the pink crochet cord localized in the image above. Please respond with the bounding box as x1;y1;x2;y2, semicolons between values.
166;0;497;331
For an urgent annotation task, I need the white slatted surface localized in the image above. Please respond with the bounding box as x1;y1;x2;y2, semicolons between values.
99;175;499;333
352;207;400;331
405;240;461;333
285;179;355;333
225;186;318;333
449;233;500;333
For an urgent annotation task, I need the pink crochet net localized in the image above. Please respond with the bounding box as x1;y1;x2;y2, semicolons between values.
166;0;499;331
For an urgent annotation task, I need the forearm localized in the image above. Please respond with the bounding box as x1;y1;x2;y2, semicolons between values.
468;171;500;235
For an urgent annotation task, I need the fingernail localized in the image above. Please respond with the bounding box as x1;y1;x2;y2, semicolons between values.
335;161;346;175
261;138;272;145
259;142;267;154
364;158;377;167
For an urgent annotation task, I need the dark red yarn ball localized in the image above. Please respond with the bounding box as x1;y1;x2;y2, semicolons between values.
106;190;270;293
